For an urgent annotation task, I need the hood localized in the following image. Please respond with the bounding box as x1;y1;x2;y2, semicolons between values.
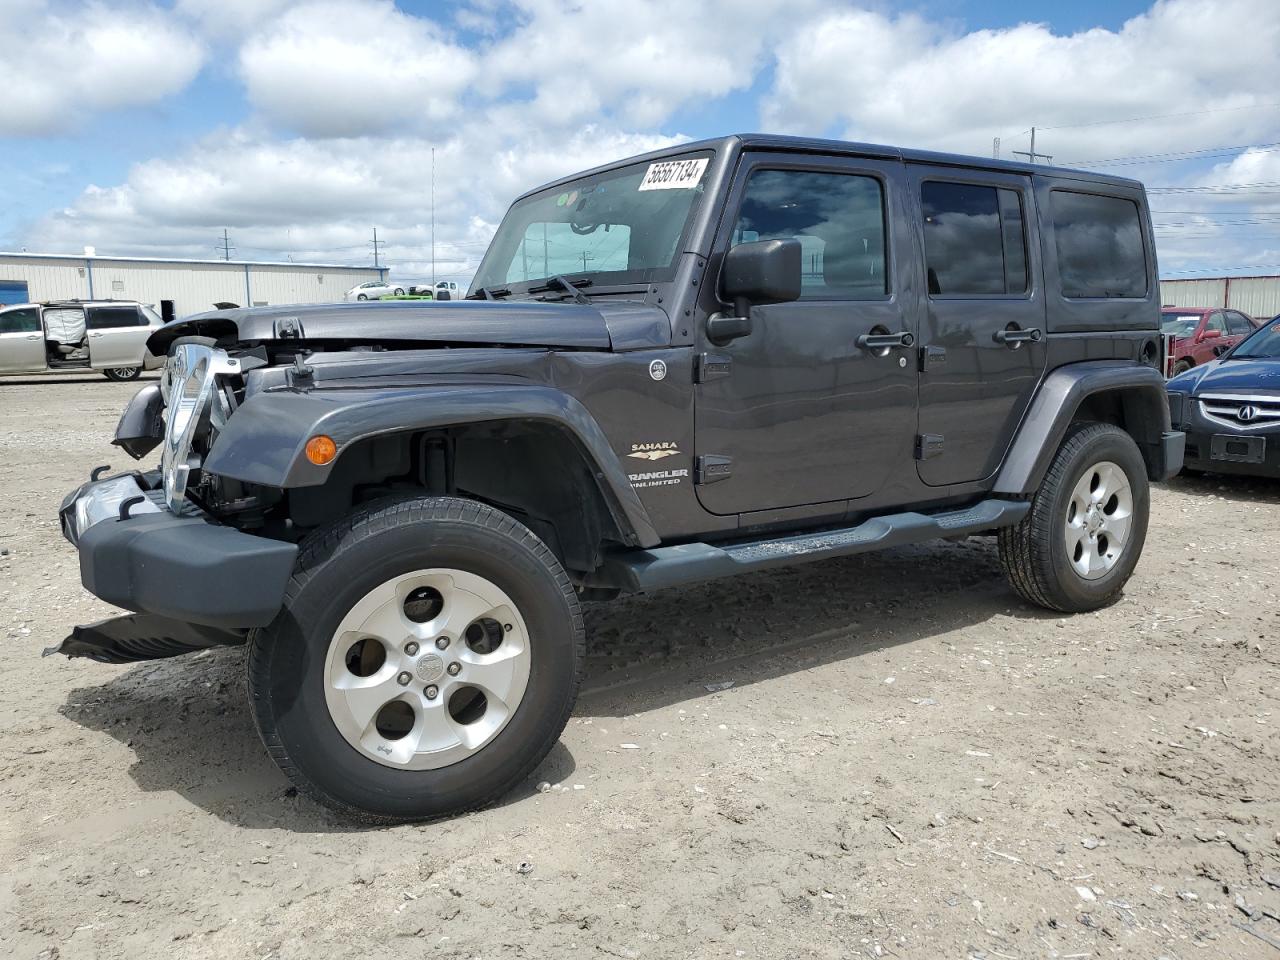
148;299;671;355
1173;357;1280;397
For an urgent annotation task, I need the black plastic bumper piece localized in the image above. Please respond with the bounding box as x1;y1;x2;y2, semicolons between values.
1155;430;1186;481
77;511;298;629
597;498;1030;593
47;613;245;664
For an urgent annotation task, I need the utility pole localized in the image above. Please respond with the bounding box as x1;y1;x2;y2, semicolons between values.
580;251;594;272
370;227;384;269
542;221;549;276
217;229;234;261
430;147;436;289
992;137;1001;160
1012;126;1053;165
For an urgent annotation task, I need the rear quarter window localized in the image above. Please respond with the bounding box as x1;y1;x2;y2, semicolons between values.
1051;191;1147;299
86;306;145;329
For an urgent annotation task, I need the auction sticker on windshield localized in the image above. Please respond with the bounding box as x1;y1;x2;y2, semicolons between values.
638;158;709;191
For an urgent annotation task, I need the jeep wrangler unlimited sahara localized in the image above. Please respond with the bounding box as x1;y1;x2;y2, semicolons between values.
55;135;1182;821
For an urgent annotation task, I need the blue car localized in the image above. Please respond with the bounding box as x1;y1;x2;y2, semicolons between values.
1167;314;1280;478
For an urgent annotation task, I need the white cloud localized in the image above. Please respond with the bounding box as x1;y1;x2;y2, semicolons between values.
763;0;1280;162
238;0;478;137
174;0;293;41
26;123;685;283
0;0;206;136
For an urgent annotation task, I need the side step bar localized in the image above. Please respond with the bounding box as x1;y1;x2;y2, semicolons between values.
598;498;1029;593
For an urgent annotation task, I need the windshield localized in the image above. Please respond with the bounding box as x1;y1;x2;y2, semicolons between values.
470;151;712;293
1229;317;1280;359
1161;311;1202;337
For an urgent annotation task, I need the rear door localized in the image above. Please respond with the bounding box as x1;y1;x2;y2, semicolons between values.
0;306;47;373
908;166;1047;486
1224;310;1255;349
86;304;149;369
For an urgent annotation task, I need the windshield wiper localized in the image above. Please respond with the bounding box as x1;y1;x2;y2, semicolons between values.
527;275;593;304
469;285;512;301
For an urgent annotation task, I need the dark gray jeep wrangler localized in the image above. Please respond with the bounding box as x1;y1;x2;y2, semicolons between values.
56;135;1183;820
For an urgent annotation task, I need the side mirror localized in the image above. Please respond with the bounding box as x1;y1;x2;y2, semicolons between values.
1200;328;1222;340
707;238;803;345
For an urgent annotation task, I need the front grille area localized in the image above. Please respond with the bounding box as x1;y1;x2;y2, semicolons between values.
1197;394;1280;430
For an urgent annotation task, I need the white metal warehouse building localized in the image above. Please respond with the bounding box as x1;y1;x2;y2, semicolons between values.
0;252;386;320
1160;275;1280;319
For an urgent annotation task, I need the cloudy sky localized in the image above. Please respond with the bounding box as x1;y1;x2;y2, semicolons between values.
1;0;1278;286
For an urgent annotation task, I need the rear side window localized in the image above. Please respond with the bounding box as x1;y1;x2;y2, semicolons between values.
0;307;40;333
86;306;144;329
1051;191;1147;299
731;168;888;299
921;182;1028;296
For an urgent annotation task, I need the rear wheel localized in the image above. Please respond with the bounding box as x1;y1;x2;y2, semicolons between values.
999;422;1149;613
248;497;583;822
394;288;405;296
1172;358;1193;376
104;366;141;382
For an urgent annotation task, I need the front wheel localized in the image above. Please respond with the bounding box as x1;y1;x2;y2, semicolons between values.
357;293;368;301
394;288;405;296
999;422;1150;613
247;497;583;822
104;366;141;381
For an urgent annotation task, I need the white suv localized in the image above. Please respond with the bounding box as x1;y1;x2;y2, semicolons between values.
0;300;164;381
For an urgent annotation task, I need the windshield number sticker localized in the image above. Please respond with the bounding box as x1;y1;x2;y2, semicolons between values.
638;158;708;191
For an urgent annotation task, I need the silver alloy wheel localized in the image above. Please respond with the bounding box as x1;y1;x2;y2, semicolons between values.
1064;460;1134;581
110;367;138;378
323;568;532;770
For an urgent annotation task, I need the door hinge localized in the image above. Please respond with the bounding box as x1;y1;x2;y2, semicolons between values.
694;353;732;383
915;434;944;460
694;455;733;484
919;345;946;372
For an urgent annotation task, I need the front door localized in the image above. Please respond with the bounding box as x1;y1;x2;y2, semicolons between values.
0;306;48;373
694;154;920;516
908;166;1048;486
86;304;148;370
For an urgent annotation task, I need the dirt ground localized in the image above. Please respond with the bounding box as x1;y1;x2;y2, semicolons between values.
1;373;1278;960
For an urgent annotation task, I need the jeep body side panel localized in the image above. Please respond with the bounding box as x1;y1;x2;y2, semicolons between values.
203;383;661;547
994;360;1177;493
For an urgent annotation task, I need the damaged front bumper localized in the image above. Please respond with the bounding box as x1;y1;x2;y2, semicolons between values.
53;471;298;662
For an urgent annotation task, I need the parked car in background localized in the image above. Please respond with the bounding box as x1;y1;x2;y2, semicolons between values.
0;300;163;380
1161;306;1258;375
407;281;462;300
344;280;404;301
1168;314;1280;478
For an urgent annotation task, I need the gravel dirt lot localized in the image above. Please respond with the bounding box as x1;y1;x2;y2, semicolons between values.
2;374;1278;960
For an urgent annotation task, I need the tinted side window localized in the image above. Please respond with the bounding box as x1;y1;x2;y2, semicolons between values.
86;306;143;329
0;308;40;333
921;182;1028;296
731;169;887;299
1051;191;1146;298
1226;311;1254;335
1205;312;1228;335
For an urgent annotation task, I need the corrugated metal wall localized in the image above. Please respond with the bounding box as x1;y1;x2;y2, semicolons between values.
1161;276;1280;319
0;255;383;320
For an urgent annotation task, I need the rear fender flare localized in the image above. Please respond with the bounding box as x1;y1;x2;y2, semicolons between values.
203;384;659;547
995;361;1176;494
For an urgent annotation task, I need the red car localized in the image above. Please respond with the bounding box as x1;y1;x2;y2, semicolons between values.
1162;307;1258;375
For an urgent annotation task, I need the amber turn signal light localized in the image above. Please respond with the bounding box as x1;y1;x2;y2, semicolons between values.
305;435;337;465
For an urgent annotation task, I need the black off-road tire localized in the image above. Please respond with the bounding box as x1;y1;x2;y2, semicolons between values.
247;496;584;823
1172;359;1194;376
998;422;1150;613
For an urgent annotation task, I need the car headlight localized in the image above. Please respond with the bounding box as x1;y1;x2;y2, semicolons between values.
159;342;241;512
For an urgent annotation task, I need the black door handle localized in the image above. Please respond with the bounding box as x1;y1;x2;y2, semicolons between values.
993;327;1043;346
856;331;915;351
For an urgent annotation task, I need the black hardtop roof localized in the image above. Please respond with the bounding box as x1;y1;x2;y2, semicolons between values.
517;133;1145;202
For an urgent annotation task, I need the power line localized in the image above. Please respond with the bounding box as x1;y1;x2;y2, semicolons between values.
216;228;235;261
1064;141;1280;168
1011;126;1053;165
1037;102;1280;132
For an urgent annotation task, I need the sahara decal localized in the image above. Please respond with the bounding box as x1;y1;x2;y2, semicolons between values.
628;441;680;461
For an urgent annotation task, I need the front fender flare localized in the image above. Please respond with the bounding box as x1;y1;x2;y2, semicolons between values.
995;361;1179;494
204;384;659;547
